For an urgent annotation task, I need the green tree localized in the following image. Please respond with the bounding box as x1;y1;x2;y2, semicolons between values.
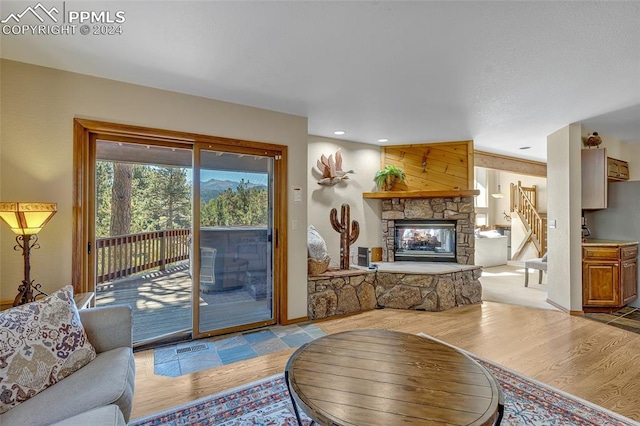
130;165;155;233
97;162;269;233
95;161;113;237
146;167;192;230
201;199;218;227
210;180;267;227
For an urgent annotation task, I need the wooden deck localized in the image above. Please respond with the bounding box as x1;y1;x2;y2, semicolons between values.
96;262;272;344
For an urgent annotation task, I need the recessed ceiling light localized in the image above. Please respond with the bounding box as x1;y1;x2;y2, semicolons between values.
333;130;346;136
519;146;531;150
378;138;389;143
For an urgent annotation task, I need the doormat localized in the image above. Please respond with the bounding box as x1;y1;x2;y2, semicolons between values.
584;306;640;334
153;323;326;377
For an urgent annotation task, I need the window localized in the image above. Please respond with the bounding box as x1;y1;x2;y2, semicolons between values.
474;167;488;208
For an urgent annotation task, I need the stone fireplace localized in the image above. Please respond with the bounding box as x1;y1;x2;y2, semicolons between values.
394;220;457;262
381;196;475;265
307;191;481;320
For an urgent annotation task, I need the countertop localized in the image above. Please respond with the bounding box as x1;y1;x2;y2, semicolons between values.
582;239;639;247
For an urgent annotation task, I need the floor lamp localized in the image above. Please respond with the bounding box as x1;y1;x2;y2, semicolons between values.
0;202;57;306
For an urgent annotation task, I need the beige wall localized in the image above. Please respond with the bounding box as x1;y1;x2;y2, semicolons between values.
546;124;584;311
0;59;309;319
307;136;382;267
622;143;640;181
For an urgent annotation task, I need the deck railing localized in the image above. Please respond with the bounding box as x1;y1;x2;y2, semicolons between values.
96;229;191;284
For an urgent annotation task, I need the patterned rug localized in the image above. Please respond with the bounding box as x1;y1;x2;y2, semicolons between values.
131;355;636;425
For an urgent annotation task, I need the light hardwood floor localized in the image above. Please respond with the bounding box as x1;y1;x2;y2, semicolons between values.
132;302;640;422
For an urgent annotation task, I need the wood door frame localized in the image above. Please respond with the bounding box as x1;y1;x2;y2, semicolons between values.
73;118;289;325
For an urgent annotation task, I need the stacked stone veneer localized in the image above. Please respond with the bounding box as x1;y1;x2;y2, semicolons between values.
308;269;377;320
375;269;482;312
381;196;476;264
308;267;482;320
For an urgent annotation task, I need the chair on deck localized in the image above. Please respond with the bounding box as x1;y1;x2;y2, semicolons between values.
200;247;217;293
524;252;547;287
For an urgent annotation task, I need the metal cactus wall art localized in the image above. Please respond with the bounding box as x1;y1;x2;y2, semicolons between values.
330;203;360;270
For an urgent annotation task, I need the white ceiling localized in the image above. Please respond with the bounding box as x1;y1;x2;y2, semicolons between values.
1;1;639;161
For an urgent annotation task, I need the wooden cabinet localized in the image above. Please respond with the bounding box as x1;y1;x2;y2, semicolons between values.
581;149;631;209
607;157;630;181
582;242;638;312
581;149;608;209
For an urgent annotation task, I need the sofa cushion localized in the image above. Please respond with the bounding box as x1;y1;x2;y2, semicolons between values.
50;404;126;426
0;347;135;426
0;285;96;414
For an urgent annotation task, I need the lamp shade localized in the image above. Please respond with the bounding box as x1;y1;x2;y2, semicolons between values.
491;185;504;199
492;171;504;198
0;202;57;235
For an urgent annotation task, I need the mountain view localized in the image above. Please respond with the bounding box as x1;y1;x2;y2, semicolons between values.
200;178;267;203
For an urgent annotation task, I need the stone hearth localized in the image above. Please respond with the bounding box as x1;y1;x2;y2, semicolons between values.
307;262;482;320
307;269;377;320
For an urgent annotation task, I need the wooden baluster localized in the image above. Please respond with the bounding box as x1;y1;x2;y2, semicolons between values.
160;231;166;271
107;241;113;282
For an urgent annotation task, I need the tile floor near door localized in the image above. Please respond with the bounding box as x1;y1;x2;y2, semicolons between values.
480;264;558;311
153;323;326;377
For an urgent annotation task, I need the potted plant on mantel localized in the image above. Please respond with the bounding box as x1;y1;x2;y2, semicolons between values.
374;165;407;191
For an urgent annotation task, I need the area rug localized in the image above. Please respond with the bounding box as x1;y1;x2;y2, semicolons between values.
131;355;637;425
130;375;311;426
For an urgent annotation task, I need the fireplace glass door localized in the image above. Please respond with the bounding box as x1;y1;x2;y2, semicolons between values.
395;221;456;262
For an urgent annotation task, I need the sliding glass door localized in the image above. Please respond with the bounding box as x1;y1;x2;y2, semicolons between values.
94;140;194;345
193;146;276;337
74;119;287;347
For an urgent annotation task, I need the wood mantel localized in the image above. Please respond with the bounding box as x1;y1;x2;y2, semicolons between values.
362;189;480;199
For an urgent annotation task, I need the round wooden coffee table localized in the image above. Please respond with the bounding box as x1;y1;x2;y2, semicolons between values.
285;329;503;426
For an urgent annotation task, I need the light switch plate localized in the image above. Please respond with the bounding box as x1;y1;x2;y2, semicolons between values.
292;186;302;202
549;219;557;229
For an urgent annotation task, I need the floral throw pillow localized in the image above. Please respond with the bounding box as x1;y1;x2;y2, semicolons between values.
0;285;97;414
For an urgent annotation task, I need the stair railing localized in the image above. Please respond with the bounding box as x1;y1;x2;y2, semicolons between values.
511;181;547;257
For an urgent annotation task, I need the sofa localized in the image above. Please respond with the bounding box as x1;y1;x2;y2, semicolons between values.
0;300;135;426
475;231;508;267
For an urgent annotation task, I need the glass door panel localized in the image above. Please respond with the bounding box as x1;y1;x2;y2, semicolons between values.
94;140;193;346
194;148;275;336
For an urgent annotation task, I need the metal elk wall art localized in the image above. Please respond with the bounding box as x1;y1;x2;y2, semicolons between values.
316;149;354;186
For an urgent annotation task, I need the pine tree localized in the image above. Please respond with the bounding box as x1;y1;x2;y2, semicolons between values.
110;163;133;236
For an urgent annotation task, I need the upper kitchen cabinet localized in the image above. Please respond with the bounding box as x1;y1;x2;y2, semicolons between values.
582;149;608;209
607;157;630;181
581;148;631;209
